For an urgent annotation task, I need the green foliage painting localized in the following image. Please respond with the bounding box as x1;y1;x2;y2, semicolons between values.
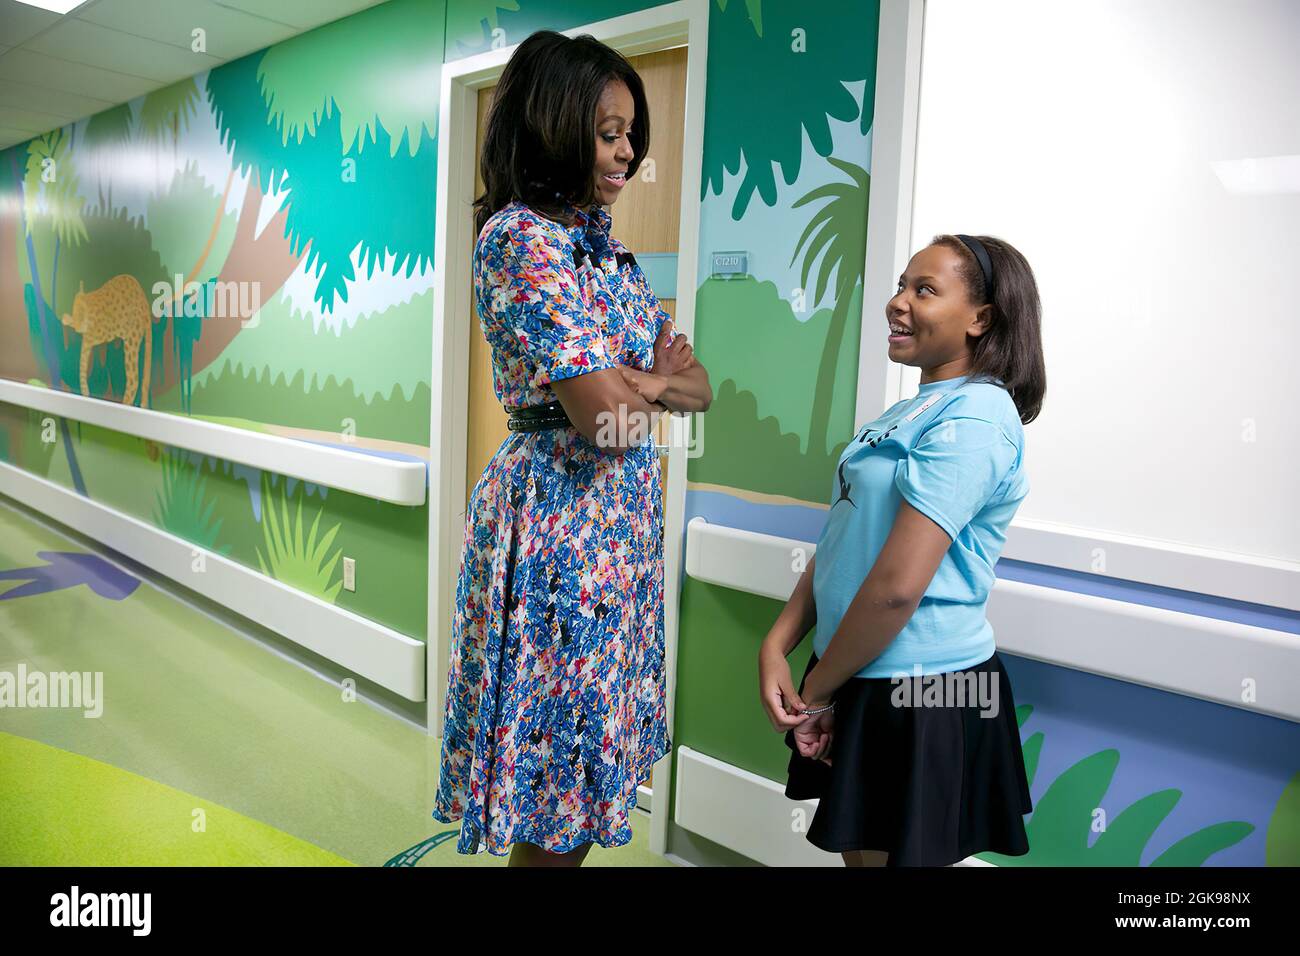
687;276;862;503
153;447;229;555
1266;772;1300;866
205;0;441;312
791;157;869;463
255;472;345;604
702;0;878;219
977;706;1254;866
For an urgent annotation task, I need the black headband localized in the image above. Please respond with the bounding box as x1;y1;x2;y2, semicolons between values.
955;234;996;302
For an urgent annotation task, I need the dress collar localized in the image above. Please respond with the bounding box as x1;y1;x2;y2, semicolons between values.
552;190;612;239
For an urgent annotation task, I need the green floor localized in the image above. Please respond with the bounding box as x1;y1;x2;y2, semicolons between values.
0;498;671;867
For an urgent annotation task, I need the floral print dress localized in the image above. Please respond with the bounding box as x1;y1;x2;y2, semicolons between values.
432;194;673;855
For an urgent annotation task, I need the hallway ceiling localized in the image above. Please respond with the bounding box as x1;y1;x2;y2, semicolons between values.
0;0;390;150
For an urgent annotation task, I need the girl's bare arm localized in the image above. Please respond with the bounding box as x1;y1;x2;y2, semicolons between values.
762;553;818;657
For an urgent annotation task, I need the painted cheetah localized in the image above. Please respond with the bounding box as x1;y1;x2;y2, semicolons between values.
61;274;154;407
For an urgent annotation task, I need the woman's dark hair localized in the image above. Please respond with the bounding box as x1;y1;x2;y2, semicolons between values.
474;30;649;238
929;234;1047;424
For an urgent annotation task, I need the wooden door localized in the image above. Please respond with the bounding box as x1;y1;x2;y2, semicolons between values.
467;86;507;501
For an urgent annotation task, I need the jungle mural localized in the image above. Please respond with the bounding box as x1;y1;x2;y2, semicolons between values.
0;0;439;639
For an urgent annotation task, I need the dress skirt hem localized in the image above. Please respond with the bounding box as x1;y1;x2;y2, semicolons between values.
432;736;669;856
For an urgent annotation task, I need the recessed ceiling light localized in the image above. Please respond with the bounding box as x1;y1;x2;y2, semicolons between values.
13;0;88;14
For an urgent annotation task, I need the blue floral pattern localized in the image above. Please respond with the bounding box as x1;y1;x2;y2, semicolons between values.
432;196;673;854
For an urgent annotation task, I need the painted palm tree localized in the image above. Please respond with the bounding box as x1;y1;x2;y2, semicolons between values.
26;127;90;333
138;78;202;192
698;0;878;219
88;77;232;410
17;129;89;495
173;0;442;403
445;0;522;57
208;0;442;310
81;103;132;212
790;156;869;460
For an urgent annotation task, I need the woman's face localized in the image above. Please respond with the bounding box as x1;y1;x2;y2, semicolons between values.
592;79;635;206
885;243;991;373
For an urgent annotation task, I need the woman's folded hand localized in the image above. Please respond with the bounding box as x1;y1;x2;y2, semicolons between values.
616;365;668;406
652;321;695;376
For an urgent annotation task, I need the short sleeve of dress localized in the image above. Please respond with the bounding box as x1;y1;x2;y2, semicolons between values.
489;222;617;389
894;416;1019;541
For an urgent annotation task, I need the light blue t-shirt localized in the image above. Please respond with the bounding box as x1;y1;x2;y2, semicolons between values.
812;374;1029;678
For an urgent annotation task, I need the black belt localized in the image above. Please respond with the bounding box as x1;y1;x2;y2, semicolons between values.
506;400;572;432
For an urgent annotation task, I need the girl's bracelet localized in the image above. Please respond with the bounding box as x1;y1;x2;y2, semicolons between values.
799;702;835;716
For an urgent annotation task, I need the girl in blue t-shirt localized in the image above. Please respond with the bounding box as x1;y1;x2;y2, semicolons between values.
758;234;1047;867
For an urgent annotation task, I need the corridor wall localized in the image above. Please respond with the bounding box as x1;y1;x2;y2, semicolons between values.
0;0;443;688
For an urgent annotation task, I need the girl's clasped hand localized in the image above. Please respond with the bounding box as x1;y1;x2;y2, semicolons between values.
759;645;834;766
792;707;834;766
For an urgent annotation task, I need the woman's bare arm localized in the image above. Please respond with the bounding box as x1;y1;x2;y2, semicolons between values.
655;362;712;412
551;368;665;456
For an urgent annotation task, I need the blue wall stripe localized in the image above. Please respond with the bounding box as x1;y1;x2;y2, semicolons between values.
992;558;1300;634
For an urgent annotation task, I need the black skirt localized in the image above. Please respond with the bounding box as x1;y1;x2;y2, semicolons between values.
784;650;1033;866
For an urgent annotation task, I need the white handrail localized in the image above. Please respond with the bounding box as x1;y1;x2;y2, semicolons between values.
684;516;812;600
683;516;1300;722
0;379;426;506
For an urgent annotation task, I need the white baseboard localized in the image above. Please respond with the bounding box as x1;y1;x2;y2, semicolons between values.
0;461;425;701
673;746;995;867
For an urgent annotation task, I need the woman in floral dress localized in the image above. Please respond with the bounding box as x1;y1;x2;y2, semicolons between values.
433;30;713;866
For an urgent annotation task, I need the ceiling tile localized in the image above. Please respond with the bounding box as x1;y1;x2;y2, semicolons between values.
24;17;223;83
0;47;158;103
0;0;394;150
76;0;298;60
0;1;63;46
0;77;114;118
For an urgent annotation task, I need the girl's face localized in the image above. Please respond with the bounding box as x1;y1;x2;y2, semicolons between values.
885;243;991;377
592;79;635;206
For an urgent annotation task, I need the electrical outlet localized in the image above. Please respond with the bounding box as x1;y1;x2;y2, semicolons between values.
343;557;356;592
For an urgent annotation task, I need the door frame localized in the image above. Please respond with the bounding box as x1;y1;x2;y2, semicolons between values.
428;0;710;856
